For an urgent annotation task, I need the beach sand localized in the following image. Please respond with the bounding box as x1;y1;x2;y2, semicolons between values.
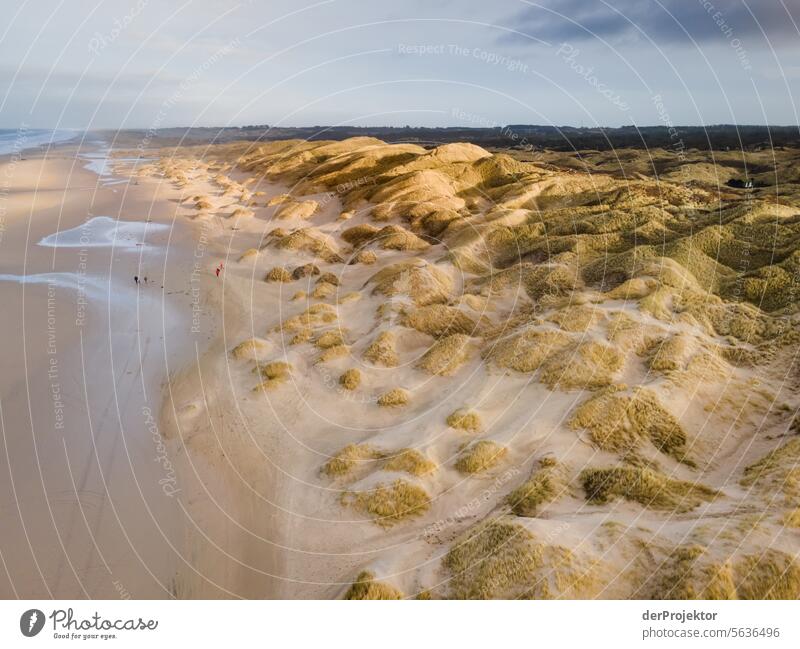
3;135;799;600
0;142;217;598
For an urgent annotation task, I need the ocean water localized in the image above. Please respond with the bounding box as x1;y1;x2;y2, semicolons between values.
0;128;78;155
79;139;153;186
0;271;107;296
38;215;170;249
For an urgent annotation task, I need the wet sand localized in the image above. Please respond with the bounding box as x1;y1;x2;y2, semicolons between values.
0;143;216;598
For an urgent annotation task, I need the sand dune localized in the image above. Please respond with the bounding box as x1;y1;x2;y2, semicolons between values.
127;137;800;599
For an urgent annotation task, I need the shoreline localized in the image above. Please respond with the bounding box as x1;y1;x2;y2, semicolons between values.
0;140;220;598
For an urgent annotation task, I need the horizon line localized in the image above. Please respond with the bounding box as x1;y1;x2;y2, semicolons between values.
2;123;800;131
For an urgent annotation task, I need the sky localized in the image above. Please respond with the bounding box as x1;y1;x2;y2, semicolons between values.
0;0;798;129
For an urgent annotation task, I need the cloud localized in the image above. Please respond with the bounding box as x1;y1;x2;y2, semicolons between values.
503;0;800;46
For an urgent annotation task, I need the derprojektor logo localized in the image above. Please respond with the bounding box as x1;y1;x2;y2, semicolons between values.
20;609;45;637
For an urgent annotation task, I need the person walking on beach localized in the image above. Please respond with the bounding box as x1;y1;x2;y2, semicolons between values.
215;266;220;277
134;275;139;285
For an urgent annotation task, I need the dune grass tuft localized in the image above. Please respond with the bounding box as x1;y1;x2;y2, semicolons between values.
346;480;430;526
741;438;800;496
605;311;665;354
783;508;800;528
344;571;403;600
735;550;800;599
252;361;291;379
377;388;409;407
315;330;345;349
267;193;291;206
647;334;693;372
352;249;378;265
403;304;478;338
265;266;293;283
444;517;598;599
251;360;291;391
369;259;453;306
540;341;624;390
275;199;319;220
455;440;507;474
338;291;361;304
485;329;572;373
570;386;688;461
644;545;736;599
230;207;254;219
444;518;540;599
507;458;564;517
546;305;603;332
580;466;717;512
238;248;259;262
341;223;380;247
446;409;482;432
231;338;267;360
322;443;384;477
375;224;430;251
273;227;341;263
289;328;313;344
339;368;362;390
311;282;336;299
363;331;399;367
280;303;338;332
316;344;349;363
290;263;320;279
383;448;436;476
645;546;800;600
252;377;288;391
317;272;340;286
416;333;473;376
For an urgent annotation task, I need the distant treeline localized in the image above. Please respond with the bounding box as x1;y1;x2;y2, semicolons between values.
113;124;800;152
